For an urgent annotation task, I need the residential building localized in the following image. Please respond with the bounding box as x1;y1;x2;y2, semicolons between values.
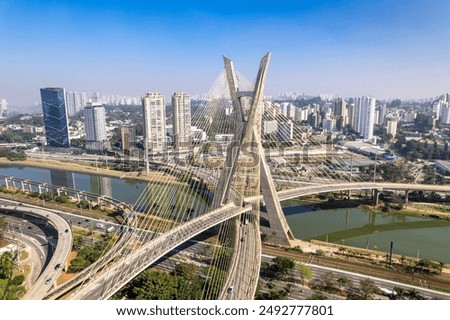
66;91;87;116
333;98;347;118
386;116;398;138
0;99;7;119
142;92;166;153
278;121;294;142
120;125;136;151
353;96;376;140
172;92;191;150
84;102;108;152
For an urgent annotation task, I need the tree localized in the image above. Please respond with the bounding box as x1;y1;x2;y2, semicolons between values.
337;277;351;291
271;256;295;275
0;217;6;241
322;271;338;293
172;262;196;280
297;264;312;285
308;292;328;300
393;286;406;300
359;278;377;300
72;235;84;251
405;288;425;300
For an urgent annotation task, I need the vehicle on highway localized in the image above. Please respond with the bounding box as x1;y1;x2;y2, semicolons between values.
45;277;52;285
54;263;61;270
227;286;234;293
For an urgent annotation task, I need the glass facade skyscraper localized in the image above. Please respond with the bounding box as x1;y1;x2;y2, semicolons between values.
40;87;70;147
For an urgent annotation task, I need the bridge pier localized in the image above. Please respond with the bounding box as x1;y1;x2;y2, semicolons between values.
373;189;380;206
405;190;409;208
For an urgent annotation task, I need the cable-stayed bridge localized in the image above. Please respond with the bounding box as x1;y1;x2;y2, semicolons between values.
10;53;450;300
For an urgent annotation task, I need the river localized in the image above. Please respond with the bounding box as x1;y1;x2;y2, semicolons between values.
284;205;450;263
2;164;450;262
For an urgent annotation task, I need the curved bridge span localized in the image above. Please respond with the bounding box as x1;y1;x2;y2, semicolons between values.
245;182;450;203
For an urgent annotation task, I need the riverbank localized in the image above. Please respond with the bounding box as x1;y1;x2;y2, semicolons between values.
0;158;176;184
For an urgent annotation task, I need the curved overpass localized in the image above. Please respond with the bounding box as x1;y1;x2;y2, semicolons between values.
0;202;72;300
244;182;450;204
68;203;252;300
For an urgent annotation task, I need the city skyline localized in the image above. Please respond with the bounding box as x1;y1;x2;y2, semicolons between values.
1;1;449;107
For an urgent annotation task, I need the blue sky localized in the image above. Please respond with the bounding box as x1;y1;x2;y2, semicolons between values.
1;0;449;106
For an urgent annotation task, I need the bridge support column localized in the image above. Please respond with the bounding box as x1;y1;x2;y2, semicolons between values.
38;184;42;194
4;178;9;189
21;181;25;192
373;189;380;206
260;154;295;247
405;190;409;208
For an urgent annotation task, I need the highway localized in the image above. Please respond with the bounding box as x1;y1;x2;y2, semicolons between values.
68;203;251;299
0;200;73;300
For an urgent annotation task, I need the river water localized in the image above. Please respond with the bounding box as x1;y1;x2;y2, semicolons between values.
1;164;450;262
284;205;450;263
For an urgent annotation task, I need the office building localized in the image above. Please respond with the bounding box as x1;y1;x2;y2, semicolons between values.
142;92;166;153
84;102;108;152
40;87;70;147
172;92;191;150
353;96;376;140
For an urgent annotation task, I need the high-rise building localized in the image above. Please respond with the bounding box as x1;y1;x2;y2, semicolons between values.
333;98;347;118
280;102;296;119
172;92;191;150
376;105;387;125
0;99;7;119
66;91;87;116
353;96;376;140
278;121;294;142
263;120;278;135
40;87;70;147
120;125;136;151
142;92;166;153
386;116;398;138
322;118;336;132
84;102;108;152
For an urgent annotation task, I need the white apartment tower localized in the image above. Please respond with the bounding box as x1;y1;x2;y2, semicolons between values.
142;92;166;153
353;96;376;140
172;92;191;150
0;99;7;119
84;102;108;151
66;91;87;116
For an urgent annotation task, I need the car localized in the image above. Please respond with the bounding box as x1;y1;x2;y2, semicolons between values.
45;277;52;285
60;232;65;236
64;229;69;233
54;263;61;270
227;286;234;293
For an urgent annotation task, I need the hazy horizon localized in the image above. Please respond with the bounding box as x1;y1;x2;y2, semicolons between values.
1;0;449;107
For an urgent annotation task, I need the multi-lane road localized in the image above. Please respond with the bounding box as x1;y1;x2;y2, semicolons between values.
0;199;73;299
